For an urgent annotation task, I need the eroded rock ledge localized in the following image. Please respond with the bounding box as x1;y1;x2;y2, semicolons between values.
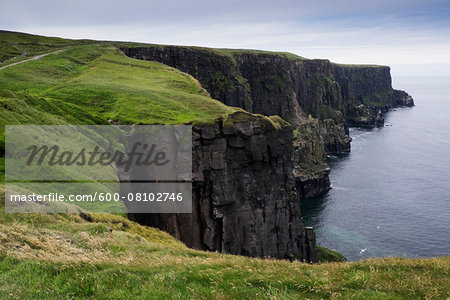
122;46;413;261
126;46;411;178
129;112;316;261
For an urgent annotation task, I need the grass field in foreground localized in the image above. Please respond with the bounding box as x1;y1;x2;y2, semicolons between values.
0;186;449;299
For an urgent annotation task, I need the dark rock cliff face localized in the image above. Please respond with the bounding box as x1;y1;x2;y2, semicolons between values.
123;47;345;128
293;117;350;198
123;47;359;196
332;64;414;127
129;112;316;261
122;46;412;156
122;46;412;261
122;46;413;128
231;56;347;126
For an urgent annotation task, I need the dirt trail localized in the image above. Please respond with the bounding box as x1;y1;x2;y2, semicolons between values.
0;49;64;70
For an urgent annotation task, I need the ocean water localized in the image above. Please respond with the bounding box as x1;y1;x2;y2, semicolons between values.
301;76;450;261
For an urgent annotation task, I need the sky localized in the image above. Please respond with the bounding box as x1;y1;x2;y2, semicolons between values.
1;0;449;76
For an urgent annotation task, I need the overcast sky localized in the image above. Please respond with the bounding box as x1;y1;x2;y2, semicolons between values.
1;0;449;76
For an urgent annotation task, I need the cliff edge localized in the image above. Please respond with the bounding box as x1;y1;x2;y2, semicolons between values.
122;46;413;198
130;112;316;261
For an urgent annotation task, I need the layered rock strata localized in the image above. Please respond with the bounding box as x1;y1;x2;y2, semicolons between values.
129;112;317;261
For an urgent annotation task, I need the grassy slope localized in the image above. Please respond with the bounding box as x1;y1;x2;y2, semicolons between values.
214;48;307;60
0;44;237;127
333;63;386;68
0;34;240;213
0;30;95;67
0;187;449;299
0;31;449;299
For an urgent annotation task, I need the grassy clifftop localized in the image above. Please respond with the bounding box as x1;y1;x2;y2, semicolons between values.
0;38;243;196
0;30;95;67
0;44;238;126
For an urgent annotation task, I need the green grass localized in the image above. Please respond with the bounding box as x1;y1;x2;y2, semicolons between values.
0;187;449;299
217;48;308;60
0;30;95;67
1;255;448;299
0;42;242;157
0;44;238;127
117;41;308;61
315;246;347;263
333;62;386;68
0;34;244;214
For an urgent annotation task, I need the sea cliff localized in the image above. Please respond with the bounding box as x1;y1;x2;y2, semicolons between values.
122;46;413;198
120;45;413;261
130;112;317;261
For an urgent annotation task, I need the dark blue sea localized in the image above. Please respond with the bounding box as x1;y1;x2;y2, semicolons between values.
301;76;450;261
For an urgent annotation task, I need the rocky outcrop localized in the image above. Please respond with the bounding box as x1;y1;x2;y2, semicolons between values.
122;45;413;197
293;117;350;198
231;55;347;127
122;46;413;129
129;112;316;261
332;64;414;127
121;45;412;261
121;46;253;112
123;47;345;129
121;47;351;198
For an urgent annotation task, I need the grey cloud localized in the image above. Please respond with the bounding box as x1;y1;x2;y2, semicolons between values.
1;0;449;74
1;0;449;28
